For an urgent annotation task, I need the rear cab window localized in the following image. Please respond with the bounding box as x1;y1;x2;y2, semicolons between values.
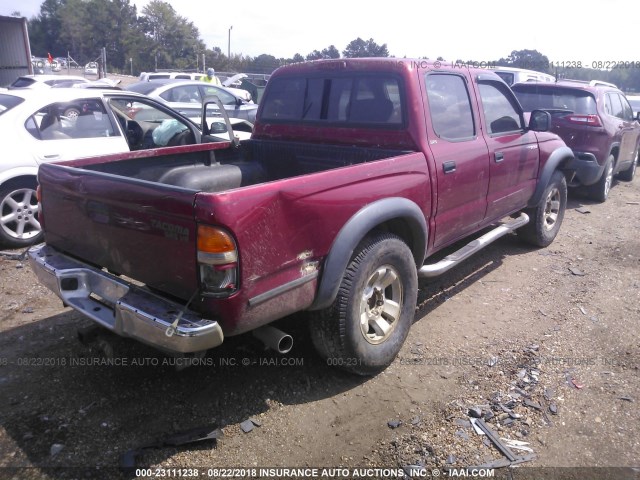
260;74;405;127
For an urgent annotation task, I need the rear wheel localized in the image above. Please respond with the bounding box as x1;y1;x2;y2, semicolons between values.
518;170;567;247
587;155;614;202
309;233;418;375
618;150;638;182
0;179;43;248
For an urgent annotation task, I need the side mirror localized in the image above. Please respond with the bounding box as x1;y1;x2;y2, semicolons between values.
636;112;640;122
529;109;552;132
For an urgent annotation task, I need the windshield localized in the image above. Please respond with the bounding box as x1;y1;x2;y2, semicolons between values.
0;94;25;115
513;86;597;114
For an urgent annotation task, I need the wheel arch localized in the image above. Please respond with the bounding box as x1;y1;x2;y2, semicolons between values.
0;172;39;192
528;146;574;207
310;197;427;311
608;143;620;170
0;165;38;187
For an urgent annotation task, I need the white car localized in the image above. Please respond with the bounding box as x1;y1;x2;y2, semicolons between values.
139;72;252;102
0;88;246;248
126;79;258;123
9;74;91;89
84;62;98;75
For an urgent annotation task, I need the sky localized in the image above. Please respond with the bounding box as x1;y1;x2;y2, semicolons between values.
3;0;639;66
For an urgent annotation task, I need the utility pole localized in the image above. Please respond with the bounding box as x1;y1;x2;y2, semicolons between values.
228;25;233;59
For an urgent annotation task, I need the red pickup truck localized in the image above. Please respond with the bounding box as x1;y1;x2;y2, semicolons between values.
29;59;573;375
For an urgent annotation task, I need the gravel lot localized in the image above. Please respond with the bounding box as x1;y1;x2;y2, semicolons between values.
0;116;639;479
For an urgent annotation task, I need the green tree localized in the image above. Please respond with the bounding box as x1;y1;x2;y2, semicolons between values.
251;54;279;73
28;0;66;57
306;50;323;61
496;49;550;74
321;45;340;59
342;37;389;58
138;0;204;71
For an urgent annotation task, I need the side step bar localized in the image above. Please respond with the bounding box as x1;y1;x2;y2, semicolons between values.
418;213;529;279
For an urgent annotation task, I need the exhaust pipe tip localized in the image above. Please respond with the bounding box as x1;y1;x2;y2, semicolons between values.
252;325;293;354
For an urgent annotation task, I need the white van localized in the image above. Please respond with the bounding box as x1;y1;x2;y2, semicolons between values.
139;71;204;82
491;66;555;86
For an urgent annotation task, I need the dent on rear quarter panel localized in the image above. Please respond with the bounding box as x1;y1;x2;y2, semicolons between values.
192;152;431;335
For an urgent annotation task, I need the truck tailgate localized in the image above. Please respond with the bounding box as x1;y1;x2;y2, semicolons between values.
38;163;199;301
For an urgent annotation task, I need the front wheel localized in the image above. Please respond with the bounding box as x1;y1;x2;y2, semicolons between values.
309;233;418;375
518;170;567;247
0;179;43;248
618;150;638;182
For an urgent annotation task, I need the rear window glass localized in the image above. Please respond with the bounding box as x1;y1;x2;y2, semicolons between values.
0;94;24;115
513;86;596;114
261;75;404;126
10;77;36;88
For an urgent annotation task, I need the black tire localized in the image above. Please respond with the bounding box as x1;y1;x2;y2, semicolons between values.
309;233;418;375
518;170;567;247
587;155;614;202
618;150;638;182
0;179;43;248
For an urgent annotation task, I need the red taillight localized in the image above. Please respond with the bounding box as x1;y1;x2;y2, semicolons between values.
562;114;602;127
36;185;44;227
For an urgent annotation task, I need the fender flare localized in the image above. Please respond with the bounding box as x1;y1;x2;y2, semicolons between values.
0;167;39;188
309;197;427;311
528;146;574;207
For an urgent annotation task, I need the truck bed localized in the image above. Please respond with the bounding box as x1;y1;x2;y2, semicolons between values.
38;139;416;308
79;139;410;193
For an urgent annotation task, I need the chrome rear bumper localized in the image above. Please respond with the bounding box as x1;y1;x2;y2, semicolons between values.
28;244;223;353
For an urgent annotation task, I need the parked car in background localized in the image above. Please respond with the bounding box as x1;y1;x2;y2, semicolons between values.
626;95;640;117
0;87;246;247
9;74;90;89
84;62;98;75
139;71;204;82
492;66;555;86
126;79;258;123
513;80;640;201
139;71;252;101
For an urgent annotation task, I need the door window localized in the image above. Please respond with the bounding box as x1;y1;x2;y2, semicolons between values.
619;94;634;121
478;82;523;134
425;73;475;140
26;99;116;140
606;93;624;119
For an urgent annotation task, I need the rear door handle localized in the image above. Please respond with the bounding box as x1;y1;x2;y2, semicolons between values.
495;152;504;163
443;161;456;174
44;154;60;159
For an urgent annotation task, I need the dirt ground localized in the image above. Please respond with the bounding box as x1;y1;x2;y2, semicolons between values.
1;173;639;480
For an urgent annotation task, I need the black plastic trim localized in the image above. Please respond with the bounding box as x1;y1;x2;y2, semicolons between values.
309;197;427;311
